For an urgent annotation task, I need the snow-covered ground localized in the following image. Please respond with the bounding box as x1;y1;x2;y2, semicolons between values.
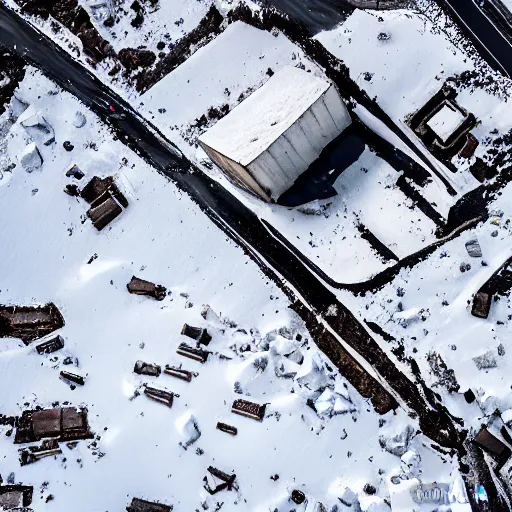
340;189;512;417
0;66;473;512
315;6;512;194
80;0;215;54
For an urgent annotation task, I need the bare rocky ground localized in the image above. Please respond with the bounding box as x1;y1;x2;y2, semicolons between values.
0;50;25;116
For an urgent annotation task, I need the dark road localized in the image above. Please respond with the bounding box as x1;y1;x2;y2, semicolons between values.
437;0;512;77
265;0;353;33
1;3;504;508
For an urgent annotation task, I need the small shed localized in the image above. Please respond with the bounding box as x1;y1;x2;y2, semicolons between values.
199;67;351;202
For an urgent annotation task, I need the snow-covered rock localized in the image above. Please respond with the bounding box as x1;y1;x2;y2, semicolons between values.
20;142;43;172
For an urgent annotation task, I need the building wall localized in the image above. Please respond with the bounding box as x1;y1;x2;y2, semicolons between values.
248;84;351;200
199;142;271;202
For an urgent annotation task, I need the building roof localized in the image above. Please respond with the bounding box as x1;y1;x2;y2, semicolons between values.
199;66;332;166
426;103;465;142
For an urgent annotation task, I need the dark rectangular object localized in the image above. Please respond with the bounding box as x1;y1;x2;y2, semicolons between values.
176;343;210;363
231;399;266;421
473;428;511;470
144;386;174;407
60;371;85;385
61;407;87;432
164;366;193;382
87;192;122;231
0;303;64;344
15;407;93;444
126;497;172;512
80;176;111;203
65;164;84;180
134;360;161;377
19;439;62;466
459;133;479;159
0;485;33;508
472;291;491;319
81;176;129;208
181;323;212;345
127;276;167;301
204;466;236;495
36;334;64;354
216;422;238;436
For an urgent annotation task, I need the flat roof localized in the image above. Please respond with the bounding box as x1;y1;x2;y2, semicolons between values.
199;66;331;166
426;103;466;142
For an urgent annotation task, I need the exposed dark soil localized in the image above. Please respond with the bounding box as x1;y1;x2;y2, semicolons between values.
20;0;115;63
0;49;26;115
118;47;156;71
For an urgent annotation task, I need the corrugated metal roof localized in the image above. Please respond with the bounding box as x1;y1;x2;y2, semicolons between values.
199;66;331;166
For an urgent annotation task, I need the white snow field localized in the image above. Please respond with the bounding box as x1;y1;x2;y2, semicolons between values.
0;67;472;512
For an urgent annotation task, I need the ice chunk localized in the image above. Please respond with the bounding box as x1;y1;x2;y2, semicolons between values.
379;425;415;457
20;142;43;172
175;413;201;449
465;238;482;258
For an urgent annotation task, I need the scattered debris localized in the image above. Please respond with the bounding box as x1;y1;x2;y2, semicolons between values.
203;466;236;495
473;428;511;470
216;422;238;436
127;276;167;301
181;323;211;345
126;497;173;512
176;343;210;363
19;439;62;466
427;352;459;392
14;407;93;444
231;399;266;421
60;370;86;386
163;366;194;382
36;334;64;355
0;303;64;344
134;360;162;377
144;386;174;407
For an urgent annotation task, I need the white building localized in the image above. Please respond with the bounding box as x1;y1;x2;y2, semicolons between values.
199;66;352;202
